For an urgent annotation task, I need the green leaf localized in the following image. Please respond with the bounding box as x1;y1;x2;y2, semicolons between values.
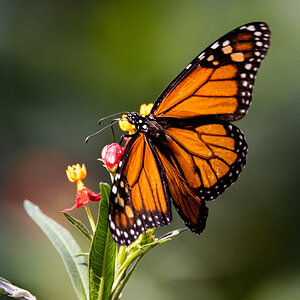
89;183;116;300
24;200;88;300
0;277;37;299
63;212;93;242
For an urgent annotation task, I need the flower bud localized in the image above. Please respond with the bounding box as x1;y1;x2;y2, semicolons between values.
101;143;124;173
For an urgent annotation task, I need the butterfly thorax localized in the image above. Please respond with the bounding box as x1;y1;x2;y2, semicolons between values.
126;112;164;137
126;112;147;131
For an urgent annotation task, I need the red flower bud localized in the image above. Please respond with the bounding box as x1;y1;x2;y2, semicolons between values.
101;143;124;173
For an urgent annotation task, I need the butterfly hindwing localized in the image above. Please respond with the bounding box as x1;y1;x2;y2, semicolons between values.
152;120;247;233
152;22;270;121
166;121;247;198
109;133;171;245
155;148;209;234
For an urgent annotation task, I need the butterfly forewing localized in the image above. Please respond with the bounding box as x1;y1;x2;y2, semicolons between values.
151;22;270;121
109;134;171;245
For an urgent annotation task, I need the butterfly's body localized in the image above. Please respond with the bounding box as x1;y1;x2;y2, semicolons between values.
127;112;163;135
108;22;270;245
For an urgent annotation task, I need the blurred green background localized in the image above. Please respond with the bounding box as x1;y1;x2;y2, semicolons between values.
1;0;299;299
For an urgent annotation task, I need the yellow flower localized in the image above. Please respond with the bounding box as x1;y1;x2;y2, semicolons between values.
119;103;153;134
66;163;87;190
140;103;153;116
119;114;136;135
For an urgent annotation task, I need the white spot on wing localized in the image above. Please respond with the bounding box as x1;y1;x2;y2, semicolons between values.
112;185;117;194
247;25;256;31
110;221;115;230
211;42;219;49
198;52;205;60
245;63;252;70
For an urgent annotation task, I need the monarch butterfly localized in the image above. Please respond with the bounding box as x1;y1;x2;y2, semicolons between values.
108;22;270;245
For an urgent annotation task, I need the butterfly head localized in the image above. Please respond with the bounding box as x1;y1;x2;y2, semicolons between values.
126;112;149;133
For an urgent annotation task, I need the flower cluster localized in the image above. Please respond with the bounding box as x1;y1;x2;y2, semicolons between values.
64;164;101;211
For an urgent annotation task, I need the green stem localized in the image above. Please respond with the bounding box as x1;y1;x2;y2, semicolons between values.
112;244;155;295
116;246;127;272
114;249;140;283
111;255;143;300
111;249;139;294
84;204;96;233
111;268;126;296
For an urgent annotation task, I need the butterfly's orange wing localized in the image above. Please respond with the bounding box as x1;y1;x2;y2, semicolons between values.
109;22;270;245
109;133;171;245
151;22;270;121
154;121;247;233
155;150;209;234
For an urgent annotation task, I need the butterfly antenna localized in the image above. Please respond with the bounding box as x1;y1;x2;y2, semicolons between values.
98;111;129;125
110;119;117;142
85;119;119;143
